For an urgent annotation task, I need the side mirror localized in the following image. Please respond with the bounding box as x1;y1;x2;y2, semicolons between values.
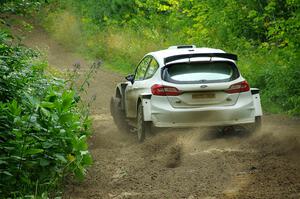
125;74;135;84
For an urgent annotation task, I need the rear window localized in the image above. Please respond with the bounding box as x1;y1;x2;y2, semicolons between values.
163;61;239;83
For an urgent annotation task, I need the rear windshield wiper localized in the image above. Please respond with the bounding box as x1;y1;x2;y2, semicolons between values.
199;79;207;83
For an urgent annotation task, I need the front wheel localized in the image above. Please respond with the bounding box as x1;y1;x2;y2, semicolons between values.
110;97;130;133
137;102;151;143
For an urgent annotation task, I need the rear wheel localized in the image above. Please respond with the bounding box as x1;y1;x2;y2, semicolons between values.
254;116;262;131
244;116;262;134
110;97;130;133
137;102;151;143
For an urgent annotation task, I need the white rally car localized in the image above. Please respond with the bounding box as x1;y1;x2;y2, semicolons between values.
110;45;262;142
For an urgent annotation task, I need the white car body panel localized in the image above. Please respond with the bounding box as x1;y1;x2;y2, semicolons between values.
142;97;152;121
251;88;263;116
149;92;255;127
117;46;262;128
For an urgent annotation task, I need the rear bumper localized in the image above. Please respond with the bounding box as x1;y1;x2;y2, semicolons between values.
149;93;255;127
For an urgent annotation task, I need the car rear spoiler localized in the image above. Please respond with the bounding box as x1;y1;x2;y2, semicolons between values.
164;53;238;65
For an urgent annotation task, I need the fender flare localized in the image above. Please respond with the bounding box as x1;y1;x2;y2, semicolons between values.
138;94;152;122
251;88;263;116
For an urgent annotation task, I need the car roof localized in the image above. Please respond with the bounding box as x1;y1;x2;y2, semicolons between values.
146;46;234;66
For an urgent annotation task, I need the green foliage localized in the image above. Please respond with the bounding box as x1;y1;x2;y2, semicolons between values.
41;0;300;116
0;0;49;15
0;30;93;197
66;0;137;25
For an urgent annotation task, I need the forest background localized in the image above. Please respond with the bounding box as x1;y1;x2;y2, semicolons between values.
41;0;300;116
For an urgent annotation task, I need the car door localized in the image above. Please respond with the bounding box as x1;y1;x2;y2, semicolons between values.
125;56;152;118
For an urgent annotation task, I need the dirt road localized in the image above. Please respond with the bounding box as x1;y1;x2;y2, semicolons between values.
21;25;300;199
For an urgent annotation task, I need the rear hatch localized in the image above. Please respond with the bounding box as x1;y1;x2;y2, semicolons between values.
161;61;241;108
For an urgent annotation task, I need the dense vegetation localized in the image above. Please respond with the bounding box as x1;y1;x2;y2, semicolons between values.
0;0;299;196
0;1;93;197
41;0;299;116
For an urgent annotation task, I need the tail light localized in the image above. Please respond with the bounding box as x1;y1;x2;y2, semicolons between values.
225;81;250;94
151;84;181;96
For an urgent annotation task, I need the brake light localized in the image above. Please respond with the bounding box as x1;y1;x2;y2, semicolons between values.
225;81;250;94
151;84;181;96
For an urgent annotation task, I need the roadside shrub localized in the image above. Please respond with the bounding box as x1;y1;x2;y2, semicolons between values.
0;30;92;197
0;0;44;14
43;10;83;50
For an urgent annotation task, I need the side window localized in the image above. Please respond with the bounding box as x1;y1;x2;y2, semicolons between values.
135;57;151;81
144;58;159;79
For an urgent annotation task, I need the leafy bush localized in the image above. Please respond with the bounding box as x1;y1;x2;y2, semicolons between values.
0;0;48;15
0;30;93;197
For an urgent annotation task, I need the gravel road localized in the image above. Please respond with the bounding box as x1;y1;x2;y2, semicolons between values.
20;24;300;199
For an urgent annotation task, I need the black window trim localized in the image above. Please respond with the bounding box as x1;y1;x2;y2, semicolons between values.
144;57;159;80
134;55;159;81
134;56;152;81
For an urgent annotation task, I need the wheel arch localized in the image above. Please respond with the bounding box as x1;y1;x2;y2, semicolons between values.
136;94;152;121
115;83;129;110
136;94;152;110
251;88;263;116
115;88;122;98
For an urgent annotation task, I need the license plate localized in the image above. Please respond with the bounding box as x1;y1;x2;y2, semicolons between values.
192;93;215;99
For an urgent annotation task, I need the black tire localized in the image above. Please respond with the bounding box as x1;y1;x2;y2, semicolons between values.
137;102;151;143
110;97;130;133
255;116;262;131
244;116;262;134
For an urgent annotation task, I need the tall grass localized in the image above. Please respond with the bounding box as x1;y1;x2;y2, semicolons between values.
41;10;176;74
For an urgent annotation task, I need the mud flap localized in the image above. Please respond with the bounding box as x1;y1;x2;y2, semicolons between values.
251;88;263;116
141;95;152;121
